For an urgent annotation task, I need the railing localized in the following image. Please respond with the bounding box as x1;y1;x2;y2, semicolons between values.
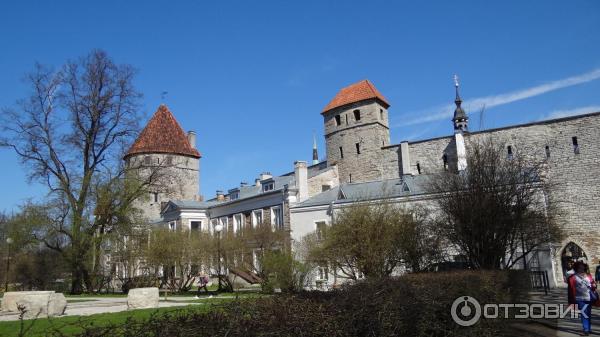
529;270;550;295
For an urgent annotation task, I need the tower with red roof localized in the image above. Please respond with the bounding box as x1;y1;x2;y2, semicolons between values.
322;80;391;183
124;104;201;220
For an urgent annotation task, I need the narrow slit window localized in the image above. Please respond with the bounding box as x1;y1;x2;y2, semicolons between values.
443;154;448;171
379;109;384;120
335;115;341;126
416;162;421;174
507;145;513;160
345;114;349;125
545;145;550;158
572;137;579;154
353;109;361;121
355;143;361;154
349;174;352;183
339;146;344;159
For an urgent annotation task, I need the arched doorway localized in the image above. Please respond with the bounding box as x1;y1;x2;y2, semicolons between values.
561;242;587;277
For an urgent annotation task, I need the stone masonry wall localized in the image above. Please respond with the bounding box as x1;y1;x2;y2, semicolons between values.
403;113;600;284
127;153;200;221
324;100;391;184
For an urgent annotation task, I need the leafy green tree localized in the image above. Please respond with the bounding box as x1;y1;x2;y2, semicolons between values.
308;201;433;280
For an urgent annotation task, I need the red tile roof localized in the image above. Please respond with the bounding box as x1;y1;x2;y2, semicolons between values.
125;104;201;159
322;79;390;113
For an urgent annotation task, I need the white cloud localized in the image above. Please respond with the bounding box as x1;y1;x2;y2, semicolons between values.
394;68;600;127
540;105;600;120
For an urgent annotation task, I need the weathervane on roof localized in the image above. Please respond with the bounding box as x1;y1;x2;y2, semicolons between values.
453;74;459;88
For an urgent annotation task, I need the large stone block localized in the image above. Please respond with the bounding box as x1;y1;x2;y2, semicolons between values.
1;291;54;312
127;287;159;309
48;293;67;317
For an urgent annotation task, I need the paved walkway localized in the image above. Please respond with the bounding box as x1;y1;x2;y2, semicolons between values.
0;295;232;321
513;289;600;336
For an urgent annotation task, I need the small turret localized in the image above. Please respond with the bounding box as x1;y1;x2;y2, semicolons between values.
452;75;468;133
312;133;319;165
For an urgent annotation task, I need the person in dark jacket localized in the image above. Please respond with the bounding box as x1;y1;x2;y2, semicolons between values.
568;261;597;336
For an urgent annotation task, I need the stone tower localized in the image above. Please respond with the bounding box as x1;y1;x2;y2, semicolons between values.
124;104;201;221
322;80;391;183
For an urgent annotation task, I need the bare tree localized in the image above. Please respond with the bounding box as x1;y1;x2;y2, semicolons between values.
0;50;157;293
427;137;562;270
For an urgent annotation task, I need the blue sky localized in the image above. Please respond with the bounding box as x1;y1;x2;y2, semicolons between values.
1;1;599;211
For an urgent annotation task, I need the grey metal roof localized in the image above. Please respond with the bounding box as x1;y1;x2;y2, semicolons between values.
292;175;431;208
171;200;218;209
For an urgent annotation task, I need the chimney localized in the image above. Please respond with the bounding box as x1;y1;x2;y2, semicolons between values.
216;190;225;201
400;141;412;175
187;131;196;148
294;161;308;202
259;172;272;181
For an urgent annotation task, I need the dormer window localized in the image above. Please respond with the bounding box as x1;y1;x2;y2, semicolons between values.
263;182;275;192
230;192;239;200
353;109;361;121
335;115;341;126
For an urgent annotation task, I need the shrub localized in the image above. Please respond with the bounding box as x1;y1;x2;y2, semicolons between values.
63;270;529;337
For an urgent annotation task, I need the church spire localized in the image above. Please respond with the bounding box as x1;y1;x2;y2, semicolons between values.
452;74;468;133
312;133;319;165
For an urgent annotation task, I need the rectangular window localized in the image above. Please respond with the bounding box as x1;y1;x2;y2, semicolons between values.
572;137;579;154
335;115;341;126
262;182;274;192
219;217;228;232
315;221;326;241
355;143;361;154
507;145;513;160
233;214;243;234
318;264;329;281
353;109;361;121
144;156;151;165
321;185;331;192
339;146;344;159
545;145;550;158
252;210;263;227
152;192;158;203
230;192;239;200
190;221;201;231
271;206;283;230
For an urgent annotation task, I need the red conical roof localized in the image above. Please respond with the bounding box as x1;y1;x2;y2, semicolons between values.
322;79;390;114
125;104;201;159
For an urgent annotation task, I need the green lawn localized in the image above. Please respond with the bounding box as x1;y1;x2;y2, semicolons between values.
0;293;264;337
65;299;97;303
0;302;229;337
